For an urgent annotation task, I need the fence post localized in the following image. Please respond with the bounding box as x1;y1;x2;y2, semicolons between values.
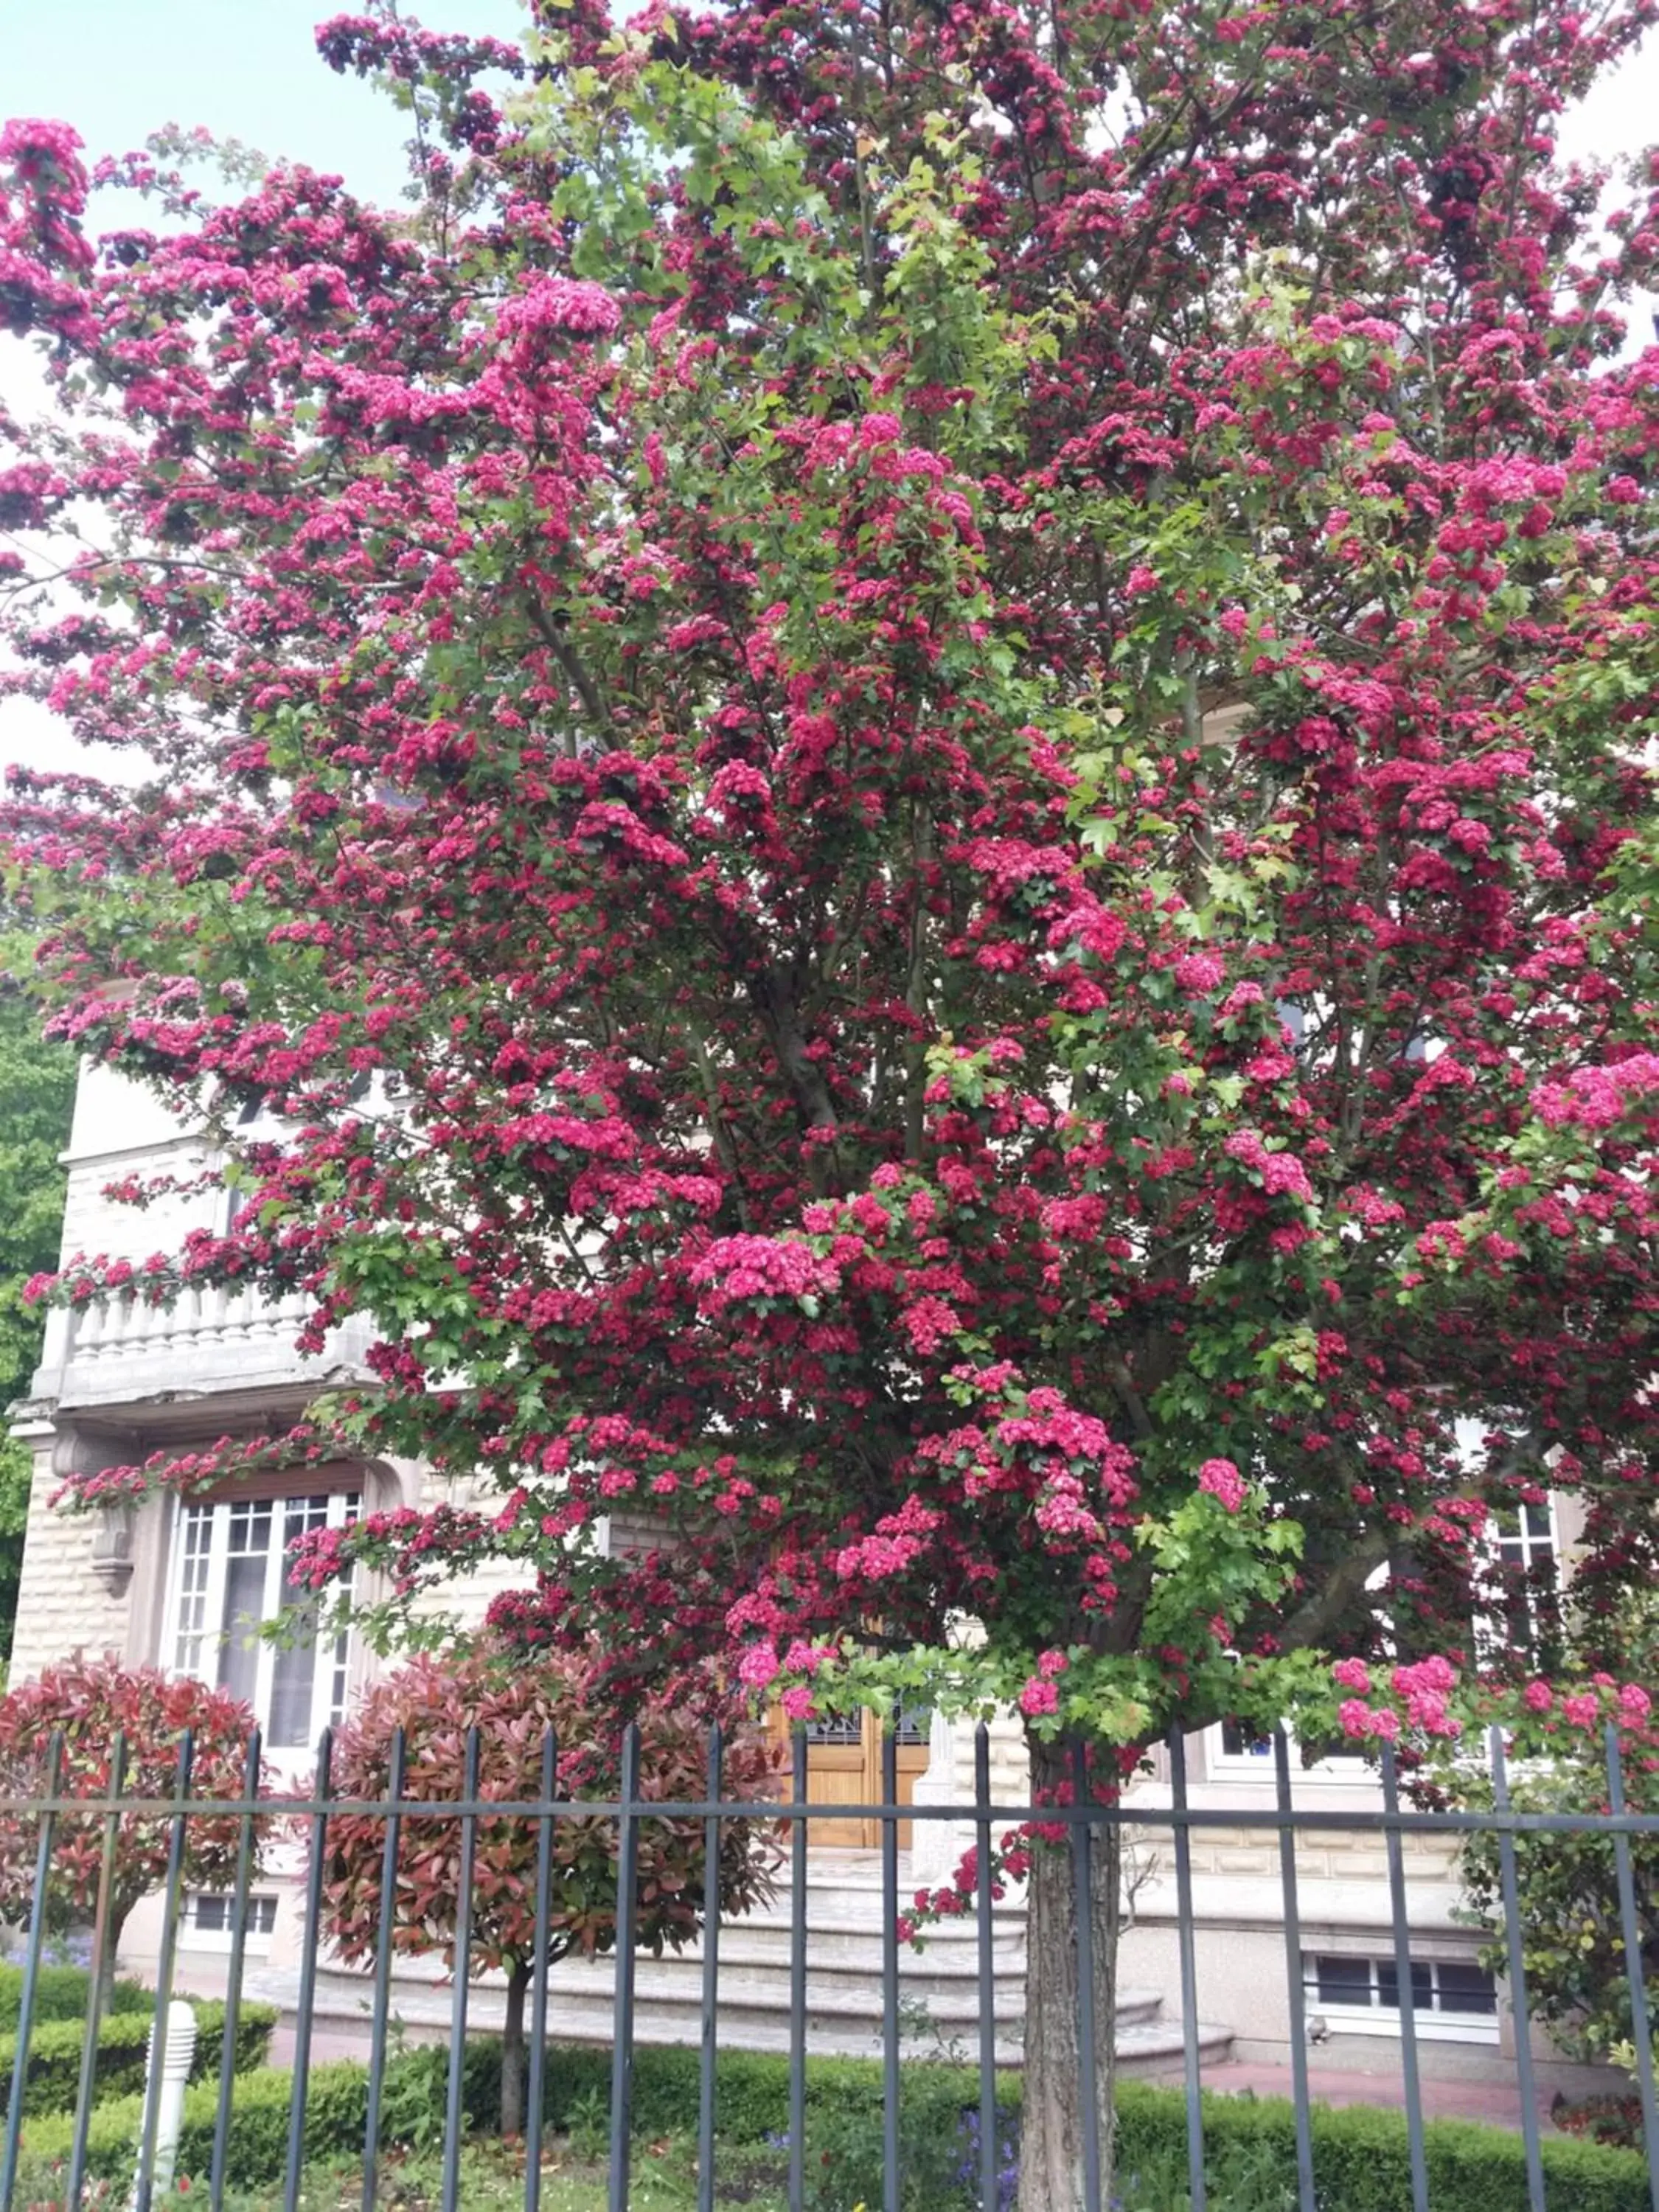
209;1728;264;2212
973;1723;998;2212
788;1726;807;2212
284;1728;333;2212
361;1726;406;2212
0;1731;62;2212
607;1722;642;2212
880;1716;900;2212
1489;1725;1547;2212
1069;1736;1104;2212
134;1731;194;2212
441;1725;482;2212
68;1731;127;2212
1167;1729;1207;2212
697;1721;722;2212
1380;1742;1429;2212
1272;1729;1317;2212
1604;1722;1659;2212
525;1726;557;2212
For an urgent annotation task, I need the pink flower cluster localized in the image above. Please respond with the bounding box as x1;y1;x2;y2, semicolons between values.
1223;1129;1315;1204
1531;1054;1659;1133
1197;1457;1248;1512
496;276;620;340
1334;1654;1461;1740
691;1234;841;1310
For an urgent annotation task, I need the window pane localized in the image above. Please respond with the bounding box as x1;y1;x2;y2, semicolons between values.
1377;1961;1432;2010
1313;1957;1371;2006
1435;1962;1498;2015
218;1498;271;1714
173;1507;214;1676
1220;1721;1272;1759
266;1499;326;1748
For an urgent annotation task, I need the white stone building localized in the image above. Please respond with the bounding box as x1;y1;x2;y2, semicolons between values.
7;1061;1610;2096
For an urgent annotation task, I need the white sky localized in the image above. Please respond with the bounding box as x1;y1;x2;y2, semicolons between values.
0;12;1653;787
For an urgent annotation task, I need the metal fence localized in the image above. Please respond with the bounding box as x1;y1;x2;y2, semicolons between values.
1;1720;1657;2212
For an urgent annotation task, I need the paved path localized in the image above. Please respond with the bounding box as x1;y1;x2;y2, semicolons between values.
1193;2056;1556;2133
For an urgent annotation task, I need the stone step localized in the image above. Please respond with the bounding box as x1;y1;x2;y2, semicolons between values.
254;1954;1225;2072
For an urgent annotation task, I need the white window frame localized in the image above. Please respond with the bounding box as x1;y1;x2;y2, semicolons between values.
1303;1952;1500;2045
1205;1719;1370;1784
180;1891;279;1955
1473;1494;1560;1666
161;1486;358;1770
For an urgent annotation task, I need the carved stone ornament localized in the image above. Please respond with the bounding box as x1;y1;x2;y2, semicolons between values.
50;1425;140;1598
88;1500;137;1597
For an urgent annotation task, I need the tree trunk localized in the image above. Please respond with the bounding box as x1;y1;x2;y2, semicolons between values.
1017;1738;1119;2212
500;1959;532;2140
94;1904;129;2023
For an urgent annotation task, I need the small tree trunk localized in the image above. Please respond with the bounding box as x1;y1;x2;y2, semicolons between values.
94;1904;129;2022
500;1959;532;2140
1017;1738;1119;2212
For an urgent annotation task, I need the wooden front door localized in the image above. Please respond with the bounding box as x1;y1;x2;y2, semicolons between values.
775;1707;931;1849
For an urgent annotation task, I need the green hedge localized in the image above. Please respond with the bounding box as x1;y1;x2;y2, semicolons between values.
1114;2081;1649;2212
20;2046;499;2197
0;1997;276;2118
0;1966;147;2028
17;2043;1652;2211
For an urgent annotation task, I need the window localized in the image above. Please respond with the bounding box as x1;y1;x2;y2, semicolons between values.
1305;1954;1498;2043
1217;1719;1273;1764
1475;1498;1559;1666
165;1489;358;1751
183;1893;279;1952
1207;1719;1363;1780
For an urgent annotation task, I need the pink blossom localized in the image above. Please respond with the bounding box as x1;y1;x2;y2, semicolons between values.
1198;1457;1248;1512
1561;1692;1601;1731
738;1645;779;1691
1126;564;1159;595
1619;1683;1652;1725
1523;1680;1553;1714
1020;1677;1060;1717
1173;950;1225;995
1332;1658;1371;1693
496;276;620;338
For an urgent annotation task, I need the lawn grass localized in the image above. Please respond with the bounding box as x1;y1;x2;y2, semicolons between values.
220;2137;788;2210
15;2137;793;2211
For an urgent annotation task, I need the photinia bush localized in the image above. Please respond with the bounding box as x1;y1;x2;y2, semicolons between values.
0;1656;266;2003
320;1643;779;2137
4;1;1659;2199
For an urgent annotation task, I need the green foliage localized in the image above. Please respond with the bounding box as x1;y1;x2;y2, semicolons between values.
0;1997;275;2118
0;1965;147;2028
18;2045;495;2195
0;987;74;1658
17;2043;1647;2211
1115;2081;1649;2212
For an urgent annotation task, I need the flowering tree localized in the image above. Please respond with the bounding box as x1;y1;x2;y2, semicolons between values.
322;1645;778;2137
0;1658;264;2003
4;0;1659;2199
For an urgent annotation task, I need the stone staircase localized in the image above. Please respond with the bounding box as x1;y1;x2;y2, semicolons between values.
252;1851;1231;2071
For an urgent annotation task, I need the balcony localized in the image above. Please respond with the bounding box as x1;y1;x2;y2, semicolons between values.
34;1281;377;1420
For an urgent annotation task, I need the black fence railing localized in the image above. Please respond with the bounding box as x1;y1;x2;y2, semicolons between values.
1;1722;1657;2212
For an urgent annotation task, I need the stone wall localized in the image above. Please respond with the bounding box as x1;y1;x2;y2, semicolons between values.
6;1431;133;1680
